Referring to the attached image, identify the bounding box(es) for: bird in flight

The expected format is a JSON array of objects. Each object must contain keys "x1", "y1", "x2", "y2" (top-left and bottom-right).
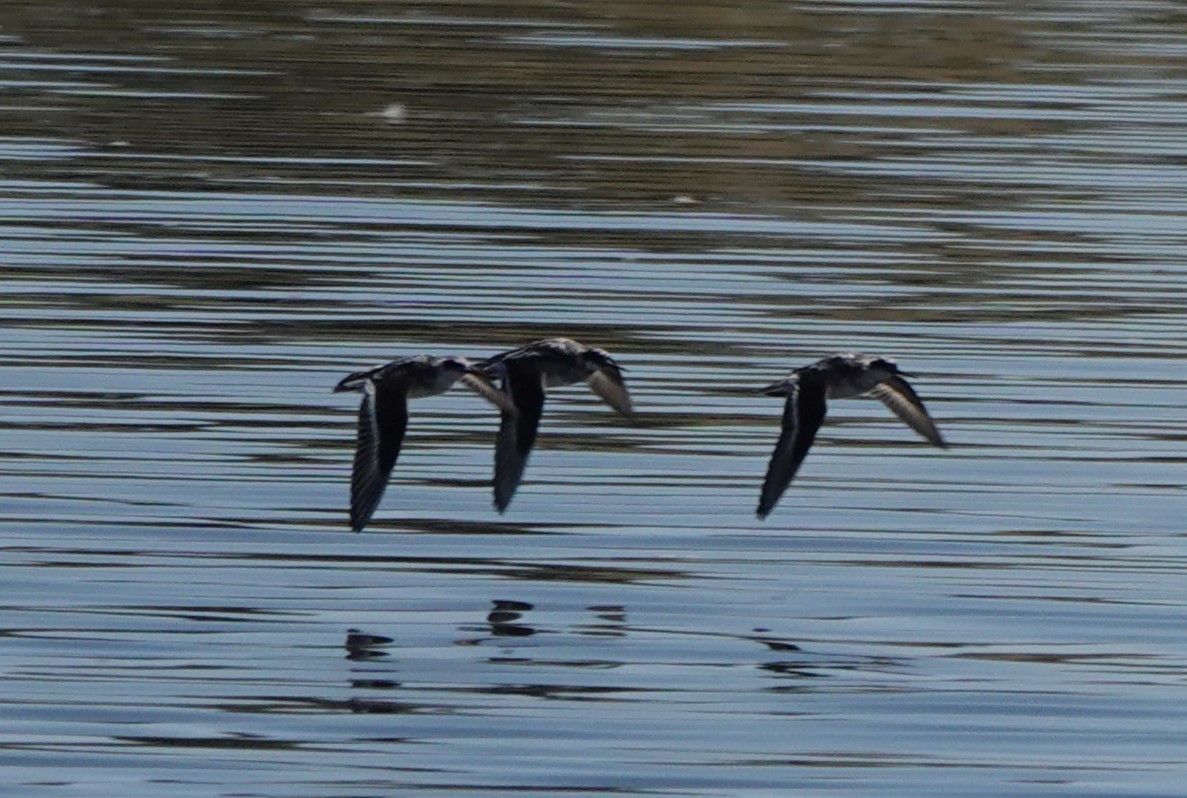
[
  {"x1": 335, "y1": 355, "x2": 513, "y2": 532},
  {"x1": 756, "y1": 354, "x2": 946, "y2": 519},
  {"x1": 478, "y1": 338, "x2": 632, "y2": 512}
]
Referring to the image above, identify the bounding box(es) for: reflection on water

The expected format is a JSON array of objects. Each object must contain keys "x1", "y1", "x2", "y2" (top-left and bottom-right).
[{"x1": 3, "y1": 1, "x2": 1187, "y2": 796}]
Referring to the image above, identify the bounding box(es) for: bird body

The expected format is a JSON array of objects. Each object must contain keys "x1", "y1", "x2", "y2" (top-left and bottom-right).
[
  {"x1": 757, "y1": 354, "x2": 946, "y2": 519},
  {"x1": 337, "y1": 357, "x2": 470, "y2": 398}
]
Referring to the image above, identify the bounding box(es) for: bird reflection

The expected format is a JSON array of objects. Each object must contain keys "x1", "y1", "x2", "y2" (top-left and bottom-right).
[
  {"x1": 350, "y1": 678, "x2": 400, "y2": 690},
  {"x1": 749, "y1": 631, "x2": 817, "y2": 680},
  {"x1": 345, "y1": 627, "x2": 394, "y2": 660},
  {"x1": 487, "y1": 599, "x2": 536, "y2": 637},
  {"x1": 582, "y1": 604, "x2": 627, "y2": 637}
]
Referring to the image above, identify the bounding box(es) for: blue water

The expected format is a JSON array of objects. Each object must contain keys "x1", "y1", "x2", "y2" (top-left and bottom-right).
[{"x1": 2, "y1": 2, "x2": 1187, "y2": 796}]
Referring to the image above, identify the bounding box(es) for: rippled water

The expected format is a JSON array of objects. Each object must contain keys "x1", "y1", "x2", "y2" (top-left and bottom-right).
[{"x1": 3, "y1": 1, "x2": 1187, "y2": 796}]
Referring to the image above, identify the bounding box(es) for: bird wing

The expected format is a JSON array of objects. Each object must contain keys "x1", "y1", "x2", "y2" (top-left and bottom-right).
[
  {"x1": 493, "y1": 361, "x2": 546, "y2": 513},
  {"x1": 349, "y1": 378, "x2": 409, "y2": 532},
  {"x1": 460, "y1": 371, "x2": 518, "y2": 414},
  {"x1": 757, "y1": 379, "x2": 827, "y2": 519},
  {"x1": 586, "y1": 367, "x2": 633, "y2": 417},
  {"x1": 869, "y1": 375, "x2": 946, "y2": 448}
]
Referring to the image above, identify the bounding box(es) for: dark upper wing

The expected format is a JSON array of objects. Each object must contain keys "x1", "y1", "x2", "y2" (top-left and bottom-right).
[
  {"x1": 476, "y1": 341, "x2": 536, "y2": 371},
  {"x1": 869, "y1": 375, "x2": 946, "y2": 448},
  {"x1": 586, "y1": 367, "x2": 633, "y2": 417},
  {"x1": 757, "y1": 380, "x2": 827, "y2": 519},
  {"x1": 493, "y1": 360, "x2": 546, "y2": 513},
  {"x1": 349, "y1": 379, "x2": 409, "y2": 532}
]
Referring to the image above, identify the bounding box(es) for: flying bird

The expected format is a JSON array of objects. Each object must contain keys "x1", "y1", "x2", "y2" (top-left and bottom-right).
[
  {"x1": 479, "y1": 338, "x2": 632, "y2": 512},
  {"x1": 756, "y1": 354, "x2": 946, "y2": 519},
  {"x1": 334, "y1": 355, "x2": 513, "y2": 532}
]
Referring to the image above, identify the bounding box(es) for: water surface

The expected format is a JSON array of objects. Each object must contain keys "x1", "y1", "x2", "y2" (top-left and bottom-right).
[{"x1": 3, "y1": 1, "x2": 1187, "y2": 796}]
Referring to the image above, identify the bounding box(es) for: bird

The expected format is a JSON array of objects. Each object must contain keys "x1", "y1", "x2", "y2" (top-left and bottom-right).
[
  {"x1": 478, "y1": 338, "x2": 632, "y2": 512},
  {"x1": 756, "y1": 354, "x2": 946, "y2": 519},
  {"x1": 334, "y1": 355, "x2": 514, "y2": 532}
]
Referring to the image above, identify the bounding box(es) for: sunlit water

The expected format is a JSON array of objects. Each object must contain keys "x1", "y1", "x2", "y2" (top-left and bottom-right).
[{"x1": 3, "y1": 2, "x2": 1187, "y2": 796}]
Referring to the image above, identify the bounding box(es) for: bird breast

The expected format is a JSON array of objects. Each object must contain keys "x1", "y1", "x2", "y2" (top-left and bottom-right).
[
  {"x1": 541, "y1": 363, "x2": 593, "y2": 388},
  {"x1": 406, "y1": 371, "x2": 464, "y2": 398},
  {"x1": 825, "y1": 369, "x2": 894, "y2": 400}
]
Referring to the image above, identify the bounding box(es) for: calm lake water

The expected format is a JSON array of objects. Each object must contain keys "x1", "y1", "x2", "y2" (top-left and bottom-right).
[{"x1": 3, "y1": 1, "x2": 1187, "y2": 796}]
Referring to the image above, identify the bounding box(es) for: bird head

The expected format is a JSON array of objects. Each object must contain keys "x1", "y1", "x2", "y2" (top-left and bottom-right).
[
  {"x1": 436, "y1": 356, "x2": 475, "y2": 379},
  {"x1": 870, "y1": 356, "x2": 911, "y2": 377}
]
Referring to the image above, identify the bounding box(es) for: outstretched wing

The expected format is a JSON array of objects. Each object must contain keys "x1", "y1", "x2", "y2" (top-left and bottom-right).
[
  {"x1": 869, "y1": 375, "x2": 946, "y2": 448},
  {"x1": 493, "y1": 361, "x2": 546, "y2": 513},
  {"x1": 460, "y1": 371, "x2": 518, "y2": 414},
  {"x1": 586, "y1": 367, "x2": 633, "y2": 417},
  {"x1": 349, "y1": 379, "x2": 409, "y2": 532},
  {"x1": 757, "y1": 380, "x2": 827, "y2": 519}
]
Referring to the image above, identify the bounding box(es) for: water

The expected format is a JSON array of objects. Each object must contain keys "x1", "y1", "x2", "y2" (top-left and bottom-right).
[{"x1": 3, "y1": 1, "x2": 1187, "y2": 795}]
